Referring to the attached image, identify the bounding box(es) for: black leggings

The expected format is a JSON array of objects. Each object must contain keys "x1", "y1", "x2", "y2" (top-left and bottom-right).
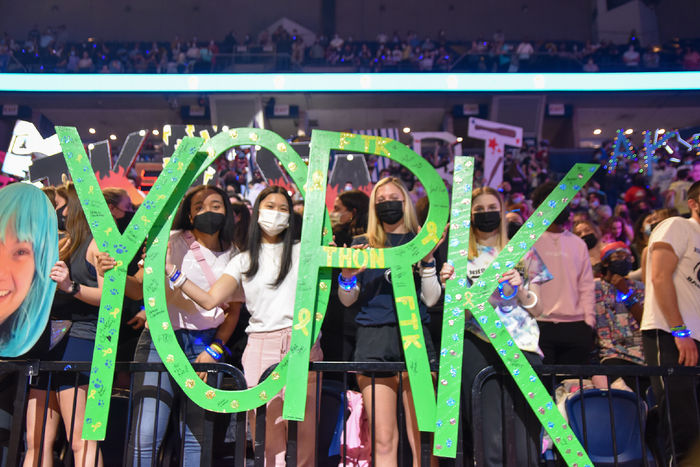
[{"x1": 537, "y1": 320, "x2": 596, "y2": 365}]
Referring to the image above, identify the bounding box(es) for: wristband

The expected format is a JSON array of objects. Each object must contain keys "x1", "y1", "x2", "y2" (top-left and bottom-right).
[
  {"x1": 171, "y1": 271, "x2": 187, "y2": 288},
  {"x1": 623, "y1": 294, "x2": 640, "y2": 308},
  {"x1": 338, "y1": 273, "x2": 357, "y2": 291},
  {"x1": 211, "y1": 338, "x2": 232, "y2": 356},
  {"x1": 672, "y1": 328, "x2": 692, "y2": 338},
  {"x1": 521, "y1": 290, "x2": 538, "y2": 310},
  {"x1": 671, "y1": 324, "x2": 691, "y2": 338},
  {"x1": 66, "y1": 280, "x2": 81, "y2": 296},
  {"x1": 421, "y1": 260, "x2": 436, "y2": 268},
  {"x1": 616, "y1": 288, "x2": 634, "y2": 303},
  {"x1": 205, "y1": 345, "x2": 222, "y2": 361},
  {"x1": 497, "y1": 280, "x2": 518, "y2": 300},
  {"x1": 169, "y1": 269, "x2": 181, "y2": 282}
]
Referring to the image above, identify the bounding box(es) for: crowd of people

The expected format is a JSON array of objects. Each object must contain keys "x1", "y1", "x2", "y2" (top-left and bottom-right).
[
  {"x1": 1, "y1": 137, "x2": 700, "y2": 465},
  {"x1": 2, "y1": 24, "x2": 700, "y2": 74}
]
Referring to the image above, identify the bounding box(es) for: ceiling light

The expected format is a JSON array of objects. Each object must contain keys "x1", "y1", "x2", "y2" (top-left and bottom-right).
[
  {"x1": 402, "y1": 127, "x2": 411, "y2": 134},
  {"x1": 152, "y1": 129, "x2": 160, "y2": 136},
  {"x1": 593, "y1": 129, "x2": 602, "y2": 135},
  {"x1": 624, "y1": 129, "x2": 633, "y2": 135},
  {"x1": 456, "y1": 137, "x2": 463, "y2": 142},
  {"x1": 87, "y1": 143, "x2": 95, "y2": 150},
  {"x1": 109, "y1": 134, "x2": 117, "y2": 140},
  {"x1": 657, "y1": 128, "x2": 665, "y2": 134},
  {"x1": 88, "y1": 128, "x2": 96, "y2": 134}
]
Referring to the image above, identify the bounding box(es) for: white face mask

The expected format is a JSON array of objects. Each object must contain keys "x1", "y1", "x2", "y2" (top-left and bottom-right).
[{"x1": 258, "y1": 209, "x2": 289, "y2": 236}]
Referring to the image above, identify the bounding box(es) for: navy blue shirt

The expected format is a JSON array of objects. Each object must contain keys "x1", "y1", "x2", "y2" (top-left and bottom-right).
[{"x1": 353, "y1": 233, "x2": 430, "y2": 326}]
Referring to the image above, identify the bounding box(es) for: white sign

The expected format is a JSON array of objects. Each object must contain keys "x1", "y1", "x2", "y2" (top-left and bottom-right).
[
  {"x1": 468, "y1": 117, "x2": 523, "y2": 189},
  {"x1": 2, "y1": 120, "x2": 61, "y2": 178},
  {"x1": 273, "y1": 104, "x2": 290, "y2": 117},
  {"x1": 462, "y1": 104, "x2": 479, "y2": 116}
]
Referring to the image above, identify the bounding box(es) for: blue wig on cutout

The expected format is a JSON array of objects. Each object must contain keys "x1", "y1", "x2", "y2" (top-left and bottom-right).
[{"x1": 0, "y1": 183, "x2": 59, "y2": 356}]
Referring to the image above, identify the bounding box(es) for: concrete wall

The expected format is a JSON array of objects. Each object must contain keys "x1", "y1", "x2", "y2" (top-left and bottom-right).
[
  {"x1": 335, "y1": 0, "x2": 595, "y2": 42},
  {"x1": 595, "y1": 0, "x2": 659, "y2": 45},
  {"x1": 0, "y1": 0, "x2": 322, "y2": 42},
  {"x1": 1, "y1": 0, "x2": 595, "y2": 43}
]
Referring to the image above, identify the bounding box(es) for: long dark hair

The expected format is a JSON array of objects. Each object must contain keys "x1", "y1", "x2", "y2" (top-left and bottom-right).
[
  {"x1": 229, "y1": 202, "x2": 250, "y2": 251},
  {"x1": 172, "y1": 185, "x2": 238, "y2": 251},
  {"x1": 244, "y1": 185, "x2": 297, "y2": 287},
  {"x1": 336, "y1": 190, "x2": 370, "y2": 237}
]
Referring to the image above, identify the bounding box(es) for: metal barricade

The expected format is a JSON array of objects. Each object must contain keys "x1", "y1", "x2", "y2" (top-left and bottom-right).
[
  {"x1": 3, "y1": 360, "x2": 699, "y2": 466},
  {"x1": 471, "y1": 364, "x2": 700, "y2": 467},
  {"x1": 0, "y1": 360, "x2": 247, "y2": 467}
]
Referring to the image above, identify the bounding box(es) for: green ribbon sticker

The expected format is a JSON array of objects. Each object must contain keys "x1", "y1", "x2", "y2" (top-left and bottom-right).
[
  {"x1": 283, "y1": 130, "x2": 449, "y2": 431},
  {"x1": 433, "y1": 161, "x2": 598, "y2": 467}
]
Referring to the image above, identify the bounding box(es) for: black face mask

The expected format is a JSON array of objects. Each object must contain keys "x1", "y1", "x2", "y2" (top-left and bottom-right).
[
  {"x1": 607, "y1": 259, "x2": 631, "y2": 277},
  {"x1": 581, "y1": 233, "x2": 598, "y2": 250},
  {"x1": 56, "y1": 208, "x2": 66, "y2": 231},
  {"x1": 473, "y1": 211, "x2": 501, "y2": 233},
  {"x1": 116, "y1": 210, "x2": 135, "y2": 234},
  {"x1": 507, "y1": 221, "x2": 522, "y2": 239},
  {"x1": 193, "y1": 211, "x2": 226, "y2": 235},
  {"x1": 376, "y1": 201, "x2": 404, "y2": 225}
]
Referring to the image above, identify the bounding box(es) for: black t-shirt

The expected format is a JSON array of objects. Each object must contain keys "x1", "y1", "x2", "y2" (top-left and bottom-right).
[{"x1": 353, "y1": 233, "x2": 429, "y2": 326}]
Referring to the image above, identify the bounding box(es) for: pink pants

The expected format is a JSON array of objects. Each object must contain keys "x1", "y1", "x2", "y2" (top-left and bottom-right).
[{"x1": 242, "y1": 327, "x2": 323, "y2": 466}]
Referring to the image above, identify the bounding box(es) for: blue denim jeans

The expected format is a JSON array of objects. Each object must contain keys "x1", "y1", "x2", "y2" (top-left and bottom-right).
[{"x1": 126, "y1": 327, "x2": 217, "y2": 467}]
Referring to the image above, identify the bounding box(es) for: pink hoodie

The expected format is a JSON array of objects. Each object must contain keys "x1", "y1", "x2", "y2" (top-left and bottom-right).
[{"x1": 532, "y1": 230, "x2": 596, "y2": 328}]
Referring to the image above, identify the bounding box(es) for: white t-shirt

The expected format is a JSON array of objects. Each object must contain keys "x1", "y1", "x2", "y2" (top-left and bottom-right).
[
  {"x1": 641, "y1": 217, "x2": 700, "y2": 337},
  {"x1": 166, "y1": 230, "x2": 241, "y2": 331},
  {"x1": 224, "y1": 242, "x2": 300, "y2": 333}
]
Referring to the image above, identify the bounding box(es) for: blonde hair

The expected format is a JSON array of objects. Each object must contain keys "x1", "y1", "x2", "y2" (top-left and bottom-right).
[
  {"x1": 367, "y1": 177, "x2": 419, "y2": 248},
  {"x1": 468, "y1": 186, "x2": 508, "y2": 259},
  {"x1": 573, "y1": 219, "x2": 601, "y2": 240}
]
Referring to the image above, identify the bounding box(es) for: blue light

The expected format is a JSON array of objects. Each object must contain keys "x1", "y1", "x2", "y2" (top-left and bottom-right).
[{"x1": 0, "y1": 72, "x2": 697, "y2": 93}]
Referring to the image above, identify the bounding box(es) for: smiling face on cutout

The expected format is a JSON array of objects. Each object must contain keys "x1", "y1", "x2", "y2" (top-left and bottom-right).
[{"x1": 0, "y1": 227, "x2": 35, "y2": 325}]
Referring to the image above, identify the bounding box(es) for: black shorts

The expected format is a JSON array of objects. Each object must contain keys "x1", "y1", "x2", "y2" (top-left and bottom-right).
[
  {"x1": 354, "y1": 322, "x2": 437, "y2": 377},
  {"x1": 33, "y1": 335, "x2": 95, "y2": 392}
]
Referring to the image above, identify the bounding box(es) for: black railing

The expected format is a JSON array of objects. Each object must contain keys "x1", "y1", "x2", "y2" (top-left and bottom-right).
[{"x1": 1, "y1": 360, "x2": 698, "y2": 466}]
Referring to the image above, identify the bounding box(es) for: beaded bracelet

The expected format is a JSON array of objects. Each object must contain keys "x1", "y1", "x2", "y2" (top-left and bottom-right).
[{"x1": 338, "y1": 273, "x2": 358, "y2": 291}]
